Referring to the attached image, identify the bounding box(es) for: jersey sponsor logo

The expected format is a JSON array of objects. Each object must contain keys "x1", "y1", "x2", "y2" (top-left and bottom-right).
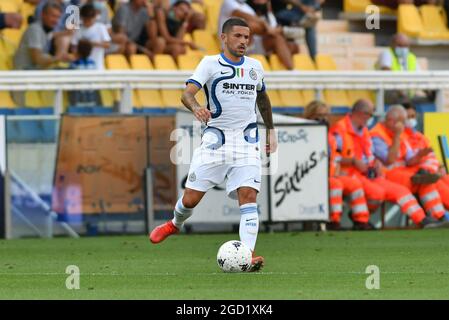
[
  {"x1": 249, "y1": 68, "x2": 257, "y2": 80},
  {"x1": 222, "y1": 83, "x2": 256, "y2": 90}
]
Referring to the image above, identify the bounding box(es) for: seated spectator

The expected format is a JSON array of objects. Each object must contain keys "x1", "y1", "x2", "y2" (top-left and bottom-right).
[
  {"x1": 112, "y1": 0, "x2": 165, "y2": 59},
  {"x1": 371, "y1": 0, "x2": 438, "y2": 9},
  {"x1": 154, "y1": 0, "x2": 206, "y2": 32},
  {"x1": 71, "y1": 3, "x2": 111, "y2": 70},
  {"x1": 218, "y1": 0, "x2": 294, "y2": 69},
  {"x1": 14, "y1": 2, "x2": 73, "y2": 70},
  {"x1": 69, "y1": 39, "x2": 100, "y2": 107},
  {"x1": 248, "y1": 0, "x2": 299, "y2": 58},
  {"x1": 155, "y1": 0, "x2": 198, "y2": 59},
  {"x1": 376, "y1": 33, "x2": 433, "y2": 104},
  {"x1": 0, "y1": 12, "x2": 22, "y2": 30},
  {"x1": 272, "y1": 0, "x2": 325, "y2": 60},
  {"x1": 34, "y1": 0, "x2": 80, "y2": 60}
]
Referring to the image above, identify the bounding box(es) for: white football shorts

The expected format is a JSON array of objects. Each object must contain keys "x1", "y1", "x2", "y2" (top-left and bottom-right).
[{"x1": 185, "y1": 125, "x2": 262, "y2": 200}]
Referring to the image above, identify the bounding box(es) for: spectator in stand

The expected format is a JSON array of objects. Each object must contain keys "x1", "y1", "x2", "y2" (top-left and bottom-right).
[
  {"x1": 248, "y1": 0, "x2": 299, "y2": 57},
  {"x1": 218, "y1": 0, "x2": 295, "y2": 69},
  {"x1": 14, "y1": 2, "x2": 73, "y2": 70},
  {"x1": 112, "y1": 0, "x2": 165, "y2": 58},
  {"x1": 154, "y1": 0, "x2": 206, "y2": 32},
  {"x1": 272, "y1": 0, "x2": 325, "y2": 60},
  {"x1": 69, "y1": 39, "x2": 100, "y2": 106},
  {"x1": 371, "y1": 0, "x2": 439, "y2": 9},
  {"x1": 34, "y1": 0, "x2": 80, "y2": 60},
  {"x1": 71, "y1": 3, "x2": 111, "y2": 70},
  {"x1": 0, "y1": 12, "x2": 22, "y2": 30},
  {"x1": 155, "y1": 0, "x2": 199, "y2": 59},
  {"x1": 376, "y1": 33, "x2": 434, "y2": 104}
]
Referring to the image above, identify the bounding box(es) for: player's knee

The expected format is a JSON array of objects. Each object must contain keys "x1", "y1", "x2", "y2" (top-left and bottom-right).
[{"x1": 238, "y1": 188, "x2": 257, "y2": 204}]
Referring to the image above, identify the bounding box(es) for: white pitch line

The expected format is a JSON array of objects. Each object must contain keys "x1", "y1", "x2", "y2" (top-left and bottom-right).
[{"x1": 0, "y1": 271, "x2": 441, "y2": 276}]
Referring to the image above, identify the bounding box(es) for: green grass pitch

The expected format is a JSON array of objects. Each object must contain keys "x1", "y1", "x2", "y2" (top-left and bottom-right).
[{"x1": 1, "y1": 229, "x2": 449, "y2": 299}]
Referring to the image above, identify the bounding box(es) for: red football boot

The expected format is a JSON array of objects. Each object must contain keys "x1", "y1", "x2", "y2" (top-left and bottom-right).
[{"x1": 149, "y1": 220, "x2": 179, "y2": 244}]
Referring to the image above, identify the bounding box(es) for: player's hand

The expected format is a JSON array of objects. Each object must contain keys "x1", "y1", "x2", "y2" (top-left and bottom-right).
[
  {"x1": 193, "y1": 106, "x2": 211, "y2": 124},
  {"x1": 266, "y1": 129, "x2": 278, "y2": 154},
  {"x1": 354, "y1": 158, "x2": 368, "y2": 174}
]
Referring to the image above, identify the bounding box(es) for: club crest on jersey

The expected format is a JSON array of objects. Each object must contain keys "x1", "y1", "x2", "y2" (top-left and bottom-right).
[
  {"x1": 249, "y1": 68, "x2": 257, "y2": 80},
  {"x1": 235, "y1": 68, "x2": 245, "y2": 78}
]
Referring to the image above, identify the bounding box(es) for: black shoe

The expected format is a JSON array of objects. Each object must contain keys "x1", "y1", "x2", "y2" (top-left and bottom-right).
[
  {"x1": 411, "y1": 170, "x2": 440, "y2": 185},
  {"x1": 327, "y1": 222, "x2": 341, "y2": 231},
  {"x1": 353, "y1": 222, "x2": 376, "y2": 231},
  {"x1": 420, "y1": 216, "x2": 449, "y2": 229}
]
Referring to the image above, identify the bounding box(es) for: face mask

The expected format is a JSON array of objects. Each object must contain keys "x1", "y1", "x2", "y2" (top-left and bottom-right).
[
  {"x1": 366, "y1": 117, "x2": 375, "y2": 128},
  {"x1": 395, "y1": 47, "x2": 409, "y2": 58},
  {"x1": 406, "y1": 118, "x2": 418, "y2": 129}
]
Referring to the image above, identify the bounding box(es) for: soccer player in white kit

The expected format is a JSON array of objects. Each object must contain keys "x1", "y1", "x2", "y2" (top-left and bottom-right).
[{"x1": 149, "y1": 18, "x2": 277, "y2": 272}]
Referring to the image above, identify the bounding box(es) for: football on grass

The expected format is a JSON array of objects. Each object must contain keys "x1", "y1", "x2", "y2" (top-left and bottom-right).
[{"x1": 216, "y1": 240, "x2": 252, "y2": 273}]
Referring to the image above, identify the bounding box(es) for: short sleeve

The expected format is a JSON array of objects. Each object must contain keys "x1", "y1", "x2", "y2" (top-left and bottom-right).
[
  {"x1": 100, "y1": 24, "x2": 112, "y2": 42},
  {"x1": 186, "y1": 57, "x2": 211, "y2": 89},
  {"x1": 377, "y1": 50, "x2": 392, "y2": 70},
  {"x1": 26, "y1": 26, "x2": 45, "y2": 50},
  {"x1": 372, "y1": 137, "x2": 389, "y2": 163}
]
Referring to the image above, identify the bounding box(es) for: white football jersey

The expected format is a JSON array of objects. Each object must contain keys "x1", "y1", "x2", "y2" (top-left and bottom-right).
[{"x1": 187, "y1": 53, "x2": 266, "y2": 131}]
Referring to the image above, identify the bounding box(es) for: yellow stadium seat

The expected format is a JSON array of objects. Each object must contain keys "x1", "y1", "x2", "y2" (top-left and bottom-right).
[
  {"x1": 0, "y1": 92, "x2": 16, "y2": 108},
  {"x1": 0, "y1": 0, "x2": 21, "y2": 12},
  {"x1": 419, "y1": 5, "x2": 449, "y2": 40},
  {"x1": 129, "y1": 54, "x2": 164, "y2": 108},
  {"x1": 267, "y1": 90, "x2": 283, "y2": 107},
  {"x1": 293, "y1": 54, "x2": 316, "y2": 106},
  {"x1": 130, "y1": 54, "x2": 154, "y2": 69},
  {"x1": 105, "y1": 54, "x2": 140, "y2": 107},
  {"x1": 20, "y1": 1, "x2": 36, "y2": 24},
  {"x1": 293, "y1": 54, "x2": 316, "y2": 71},
  {"x1": 249, "y1": 54, "x2": 271, "y2": 71},
  {"x1": 343, "y1": 0, "x2": 396, "y2": 14},
  {"x1": 177, "y1": 54, "x2": 201, "y2": 70},
  {"x1": 24, "y1": 91, "x2": 44, "y2": 108},
  {"x1": 398, "y1": 4, "x2": 424, "y2": 38},
  {"x1": 154, "y1": 54, "x2": 178, "y2": 70},
  {"x1": 204, "y1": 0, "x2": 223, "y2": 36},
  {"x1": 2, "y1": 28, "x2": 24, "y2": 48},
  {"x1": 154, "y1": 54, "x2": 183, "y2": 107},
  {"x1": 191, "y1": 2, "x2": 205, "y2": 15},
  {"x1": 315, "y1": 54, "x2": 350, "y2": 107},
  {"x1": 347, "y1": 90, "x2": 375, "y2": 106},
  {"x1": 269, "y1": 54, "x2": 287, "y2": 71},
  {"x1": 192, "y1": 30, "x2": 220, "y2": 55}
]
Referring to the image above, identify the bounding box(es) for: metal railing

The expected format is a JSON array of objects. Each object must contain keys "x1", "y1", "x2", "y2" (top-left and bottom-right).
[{"x1": 1, "y1": 70, "x2": 448, "y2": 114}]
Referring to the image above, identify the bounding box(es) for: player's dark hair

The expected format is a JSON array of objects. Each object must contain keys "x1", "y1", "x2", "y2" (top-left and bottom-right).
[
  {"x1": 80, "y1": 3, "x2": 97, "y2": 19},
  {"x1": 222, "y1": 17, "x2": 249, "y2": 34},
  {"x1": 77, "y1": 39, "x2": 93, "y2": 59}
]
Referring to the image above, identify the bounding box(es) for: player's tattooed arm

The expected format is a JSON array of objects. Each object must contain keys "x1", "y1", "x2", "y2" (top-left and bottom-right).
[
  {"x1": 181, "y1": 83, "x2": 211, "y2": 123},
  {"x1": 257, "y1": 90, "x2": 277, "y2": 154}
]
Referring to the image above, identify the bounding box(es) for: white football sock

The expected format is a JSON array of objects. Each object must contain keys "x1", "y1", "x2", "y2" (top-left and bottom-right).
[
  {"x1": 171, "y1": 197, "x2": 193, "y2": 229},
  {"x1": 239, "y1": 203, "x2": 259, "y2": 252}
]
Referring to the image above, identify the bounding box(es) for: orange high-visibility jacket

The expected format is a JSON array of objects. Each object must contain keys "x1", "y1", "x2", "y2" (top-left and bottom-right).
[
  {"x1": 329, "y1": 115, "x2": 375, "y2": 175},
  {"x1": 370, "y1": 122, "x2": 408, "y2": 170}
]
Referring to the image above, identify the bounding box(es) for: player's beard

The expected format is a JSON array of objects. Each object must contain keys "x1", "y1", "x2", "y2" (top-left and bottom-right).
[{"x1": 228, "y1": 46, "x2": 246, "y2": 58}]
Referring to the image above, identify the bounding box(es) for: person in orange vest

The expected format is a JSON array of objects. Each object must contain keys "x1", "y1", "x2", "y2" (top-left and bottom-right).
[
  {"x1": 330, "y1": 99, "x2": 445, "y2": 229},
  {"x1": 403, "y1": 103, "x2": 449, "y2": 217},
  {"x1": 304, "y1": 101, "x2": 371, "y2": 230},
  {"x1": 370, "y1": 104, "x2": 449, "y2": 225}
]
